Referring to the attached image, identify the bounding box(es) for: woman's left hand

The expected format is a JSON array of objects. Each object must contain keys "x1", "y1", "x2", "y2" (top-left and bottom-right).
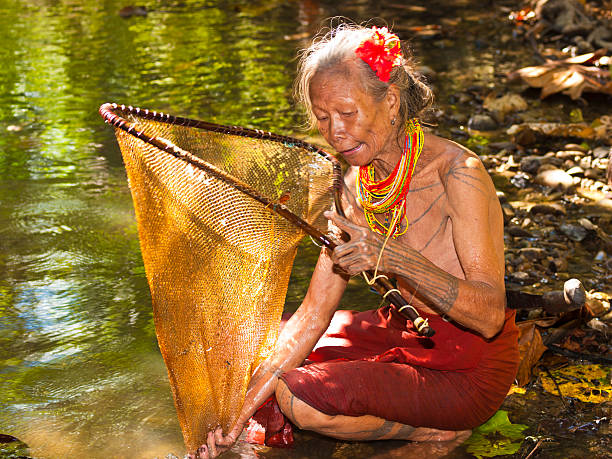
[{"x1": 324, "y1": 210, "x2": 387, "y2": 276}]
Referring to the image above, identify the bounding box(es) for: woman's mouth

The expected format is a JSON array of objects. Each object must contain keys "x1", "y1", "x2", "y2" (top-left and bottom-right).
[{"x1": 340, "y1": 143, "x2": 363, "y2": 156}]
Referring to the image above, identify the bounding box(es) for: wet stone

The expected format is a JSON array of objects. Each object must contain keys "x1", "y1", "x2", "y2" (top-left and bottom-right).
[
  {"x1": 530, "y1": 203, "x2": 566, "y2": 216},
  {"x1": 519, "y1": 247, "x2": 546, "y2": 260},
  {"x1": 511, "y1": 171, "x2": 532, "y2": 189},
  {"x1": 507, "y1": 226, "x2": 534, "y2": 237},
  {"x1": 593, "y1": 146, "x2": 611, "y2": 159},
  {"x1": 510, "y1": 271, "x2": 531, "y2": 283},
  {"x1": 559, "y1": 223, "x2": 589, "y2": 242},
  {"x1": 585, "y1": 168, "x2": 601, "y2": 180},
  {"x1": 520, "y1": 156, "x2": 542, "y2": 175},
  {"x1": 468, "y1": 114, "x2": 498, "y2": 131},
  {"x1": 566, "y1": 166, "x2": 585, "y2": 176},
  {"x1": 536, "y1": 168, "x2": 576, "y2": 190}
]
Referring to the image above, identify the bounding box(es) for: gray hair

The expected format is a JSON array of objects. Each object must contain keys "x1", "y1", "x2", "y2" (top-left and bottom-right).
[{"x1": 294, "y1": 23, "x2": 434, "y2": 130}]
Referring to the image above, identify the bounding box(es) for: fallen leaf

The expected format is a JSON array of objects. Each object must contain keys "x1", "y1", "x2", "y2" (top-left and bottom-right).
[
  {"x1": 540, "y1": 364, "x2": 612, "y2": 403},
  {"x1": 464, "y1": 410, "x2": 528, "y2": 459},
  {"x1": 516, "y1": 322, "x2": 547, "y2": 386},
  {"x1": 508, "y1": 49, "x2": 612, "y2": 100}
]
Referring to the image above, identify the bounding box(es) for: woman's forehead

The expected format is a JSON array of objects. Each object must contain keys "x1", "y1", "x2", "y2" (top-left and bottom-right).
[{"x1": 310, "y1": 66, "x2": 369, "y2": 105}]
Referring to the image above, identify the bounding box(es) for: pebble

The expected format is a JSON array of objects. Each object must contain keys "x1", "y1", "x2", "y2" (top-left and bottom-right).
[
  {"x1": 511, "y1": 171, "x2": 532, "y2": 189},
  {"x1": 529, "y1": 203, "x2": 566, "y2": 216},
  {"x1": 468, "y1": 114, "x2": 498, "y2": 131},
  {"x1": 566, "y1": 166, "x2": 584, "y2": 176},
  {"x1": 507, "y1": 226, "x2": 534, "y2": 237},
  {"x1": 520, "y1": 156, "x2": 542, "y2": 175},
  {"x1": 559, "y1": 223, "x2": 588, "y2": 242},
  {"x1": 535, "y1": 168, "x2": 575, "y2": 190},
  {"x1": 593, "y1": 146, "x2": 611, "y2": 159}
]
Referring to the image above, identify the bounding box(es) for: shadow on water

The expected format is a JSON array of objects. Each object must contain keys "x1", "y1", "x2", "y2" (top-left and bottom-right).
[{"x1": 0, "y1": 0, "x2": 609, "y2": 458}]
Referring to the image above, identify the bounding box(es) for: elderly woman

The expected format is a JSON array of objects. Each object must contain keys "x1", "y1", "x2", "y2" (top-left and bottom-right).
[{"x1": 197, "y1": 23, "x2": 519, "y2": 458}]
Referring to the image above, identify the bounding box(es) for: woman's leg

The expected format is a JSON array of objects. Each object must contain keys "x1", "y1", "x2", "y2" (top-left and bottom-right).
[{"x1": 275, "y1": 379, "x2": 468, "y2": 441}]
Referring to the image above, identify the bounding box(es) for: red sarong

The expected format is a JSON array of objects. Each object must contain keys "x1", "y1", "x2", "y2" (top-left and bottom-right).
[{"x1": 280, "y1": 306, "x2": 519, "y2": 431}]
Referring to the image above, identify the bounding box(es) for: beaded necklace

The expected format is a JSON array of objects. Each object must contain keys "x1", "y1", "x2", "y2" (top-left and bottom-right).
[{"x1": 356, "y1": 118, "x2": 423, "y2": 238}]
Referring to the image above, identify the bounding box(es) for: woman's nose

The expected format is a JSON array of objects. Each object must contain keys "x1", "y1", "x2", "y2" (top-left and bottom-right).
[{"x1": 329, "y1": 115, "x2": 346, "y2": 141}]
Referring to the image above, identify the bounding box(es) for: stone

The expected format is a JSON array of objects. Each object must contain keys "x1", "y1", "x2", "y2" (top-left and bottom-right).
[
  {"x1": 511, "y1": 171, "x2": 532, "y2": 189},
  {"x1": 520, "y1": 156, "x2": 542, "y2": 175},
  {"x1": 529, "y1": 203, "x2": 566, "y2": 216},
  {"x1": 593, "y1": 146, "x2": 611, "y2": 159},
  {"x1": 510, "y1": 271, "x2": 531, "y2": 283},
  {"x1": 566, "y1": 166, "x2": 584, "y2": 176},
  {"x1": 535, "y1": 168, "x2": 575, "y2": 190},
  {"x1": 559, "y1": 223, "x2": 588, "y2": 242},
  {"x1": 507, "y1": 226, "x2": 534, "y2": 237},
  {"x1": 519, "y1": 247, "x2": 546, "y2": 260},
  {"x1": 585, "y1": 168, "x2": 601, "y2": 180},
  {"x1": 468, "y1": 114, "x2": 498, "y2": 131}
]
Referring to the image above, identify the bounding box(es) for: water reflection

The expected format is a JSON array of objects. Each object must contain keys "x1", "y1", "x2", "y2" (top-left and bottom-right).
[{"x1": 0, "y1": 0, "x2": 549, "y2": 457}]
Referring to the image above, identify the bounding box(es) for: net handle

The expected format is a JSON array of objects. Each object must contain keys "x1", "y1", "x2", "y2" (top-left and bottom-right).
[{"x1": 99, "y1": 103, "x2": 434, "y2": 337}]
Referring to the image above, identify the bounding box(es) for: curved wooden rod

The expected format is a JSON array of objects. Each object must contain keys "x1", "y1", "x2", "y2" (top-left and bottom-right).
[{"x1": 99, "y1": 102, "x2": 434, "y2": 337}]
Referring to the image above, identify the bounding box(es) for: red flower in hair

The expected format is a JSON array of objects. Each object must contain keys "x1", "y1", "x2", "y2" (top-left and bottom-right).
[{"x1": 355, "y1": 27, "x2": 403, "y2": 82}]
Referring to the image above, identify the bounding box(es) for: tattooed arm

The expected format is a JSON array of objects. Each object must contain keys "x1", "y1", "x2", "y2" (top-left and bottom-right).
[{"x1": 327, "y1": 149, "x2": 506, "y2": 339}]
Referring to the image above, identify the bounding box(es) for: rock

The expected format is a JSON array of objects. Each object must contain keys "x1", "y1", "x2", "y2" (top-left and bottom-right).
[
  {"x1": 556, "y1": 150, "x2": 584, "y2": 159},
  {"x1": 520, "y1": 156, "x2": 542, "y2": 175},
  {"x1": 510, "y1": 271, "x2": 531, "y2": 283},
  {"x1": 447, "y1": 113, "x2": 468, "y2": 126},
  {"x1": 489, "y1": 141, "x2": 517, "y2": 151},
  {"x1": 535, "y1": 168, "x2": 575, "y2": 189},
  {"x1": 566, "y1": 166, "x2": 584, "y2": 176},
  {"x1": 502, "y1": 204, "x2": 516, "y2": 222},
  {"x1": 507, "y1": 226, "x2": 534, "y2": 237},
  {"x1": 559, "y1": 223, "x2": 588, "y2": 241},
  {"x1": 529, "y1": 203, "x2": 566, "y2": 216},
  {"x1": 497, "y1": 191, "x2": 508, "y2": 204},
  {"x1": 564, "y1": 143, "x2": 588, "y2": 152},
  {"x1": 519, "y1": 247, "x2": 546, "y2": 260},
  {"x1": 593, "y1": 146, "x2": 611, "y2": 159},
  {"x1": 510, "y1": 171, "x2": 532, "y2": 189},
  {"x1": 483, "y1": 93, "x2": 528, "y2": 120},
  {"x1": 468, "y1": 114, "x2": 498, "y2": 131},
  {"x1": 585, "y1": 168, "x2": 600, "y2": 179},
  {"x1": 549, "y1": 257, "x2": 568, "y2": 272}
]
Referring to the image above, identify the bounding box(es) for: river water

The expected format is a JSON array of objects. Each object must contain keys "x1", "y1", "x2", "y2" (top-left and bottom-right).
[{"x1": 1, "y1": 1, "x2": 605, "y2": 458}]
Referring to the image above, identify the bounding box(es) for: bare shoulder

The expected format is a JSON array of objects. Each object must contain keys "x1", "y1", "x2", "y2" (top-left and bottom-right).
[{"x1": 423, "y1": 134, "x2": 496, "y2": 199}]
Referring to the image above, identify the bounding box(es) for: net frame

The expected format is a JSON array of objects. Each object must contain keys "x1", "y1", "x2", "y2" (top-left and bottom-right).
[
  {"x1": 99, "y1": 102, "x2": 434, "y2": 332},
  {"x1": 99, "y1": 101, "x2": 434, "y2": 447}
]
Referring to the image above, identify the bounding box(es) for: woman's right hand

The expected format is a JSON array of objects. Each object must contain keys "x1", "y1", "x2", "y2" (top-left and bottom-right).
[{"x1": 190, "y1": 421, "x2": 245, "y2": 459}]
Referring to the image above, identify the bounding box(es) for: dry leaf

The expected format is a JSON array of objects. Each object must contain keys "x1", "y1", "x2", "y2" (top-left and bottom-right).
[
  {"x1": 508, "y1": 49, "x2": 612, "y2": 99},
  {"x1": 516, "y1": 322, "x2": 547, "y2": 386}
]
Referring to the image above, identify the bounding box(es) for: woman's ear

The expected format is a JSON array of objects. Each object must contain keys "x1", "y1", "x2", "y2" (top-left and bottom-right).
[{"x1": 386, "y1": 84, "x2": 401, "y2": 120}]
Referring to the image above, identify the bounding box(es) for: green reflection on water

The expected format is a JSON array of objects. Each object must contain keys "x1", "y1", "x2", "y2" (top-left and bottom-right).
[{"x1": 0, "y1": 0, "x2": 569, "y2": 457}]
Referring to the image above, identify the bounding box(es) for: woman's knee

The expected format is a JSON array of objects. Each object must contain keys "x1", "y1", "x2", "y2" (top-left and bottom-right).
[{"x1": 275, "y1": 379, "x2": 336, "y2": 430}]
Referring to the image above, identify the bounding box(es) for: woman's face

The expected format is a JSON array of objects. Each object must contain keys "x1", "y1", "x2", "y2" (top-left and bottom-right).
[{"x1": 309, "y1": 61, "x2": 400, "y2": 168}]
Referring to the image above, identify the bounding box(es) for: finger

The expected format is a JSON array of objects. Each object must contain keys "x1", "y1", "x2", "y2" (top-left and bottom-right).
[
  {"x1": 214, "y1": 426, "x2": 224, "y2": 445},
  {"x1": 207, "y1": 431, "x2": 218, "y2": 457},
  {"x1": 196, "y1": 445, "x2": 209, "y2": 459},
  {"x1": 324, "y1": 211, "x2": 367, "y2": 239}
]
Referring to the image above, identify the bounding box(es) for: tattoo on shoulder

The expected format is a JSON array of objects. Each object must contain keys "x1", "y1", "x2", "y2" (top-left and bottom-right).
[{"x1": 444, "y1": 153, "x2": 487, "y2": 196}]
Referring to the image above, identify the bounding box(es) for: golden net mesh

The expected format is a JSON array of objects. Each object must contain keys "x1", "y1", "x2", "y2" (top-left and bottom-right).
[{"x1": 100, "y1": 104, "x2": 339, "y2": 451}]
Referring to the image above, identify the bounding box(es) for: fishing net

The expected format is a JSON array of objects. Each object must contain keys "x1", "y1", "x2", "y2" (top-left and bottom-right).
[{"x1": 99, "y1": 103, "x2": 341, "y2": 451}]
